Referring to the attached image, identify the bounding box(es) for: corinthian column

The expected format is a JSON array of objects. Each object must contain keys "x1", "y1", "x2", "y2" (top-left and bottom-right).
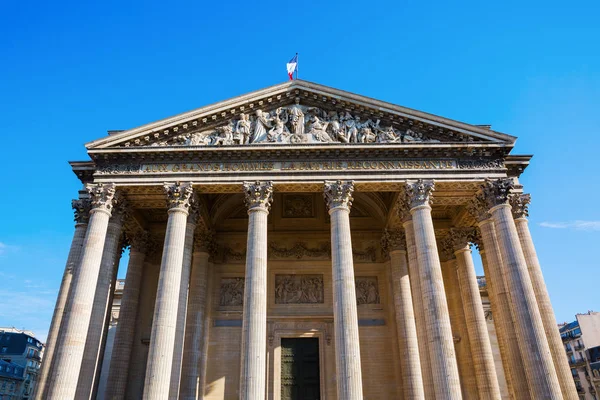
[
  {"x1": 324, "y1": 180, "x2": 363, "y2": 400},
  {"x1": 180, "y1": 229, "x2": 213, "y2": 400},
  {"x1": 510, "y1": 194, "x2": 578, "y2": 400},
  {"x1": 383, "y1": 229, "x2": 425, "y2": 400},
  {"x1": 469, "y1": 194, "x2": 530, "y2": 399},
  {"x1": 35, "y1": 199, "x2": 91, "y2": 400},
  {"x1": 143, "y1": 182, "x2": 194, "y2": 400},
  {"x1": 77, "y1": 197, "x2": 128, "y2": 399},
  {"x1": 406, "y1": 180, "x2": 462, "y2": 399},
  {"x1": 47, "y1": 183, "x2": 117, "y2": 400},
  {"x1": 401, "y1": 211, "x2": 435, "y2": 400},
  {"x1": 481, "y1": 179, "x2": 561, "y2": 399},
  {"x1": 105, "y1": 230, "x2": 150, "y2": 400},
  {"x1": 239, "y1": 181, "x2": 273, "y2": 400},
  {"x1": 451, "y1": 228, "x2": 501, "y2": 399}
]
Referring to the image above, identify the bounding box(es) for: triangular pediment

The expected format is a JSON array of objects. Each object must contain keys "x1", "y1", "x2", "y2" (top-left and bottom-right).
[{"x1": 86, "y1": 80, "x2": 516, "y2": 150}]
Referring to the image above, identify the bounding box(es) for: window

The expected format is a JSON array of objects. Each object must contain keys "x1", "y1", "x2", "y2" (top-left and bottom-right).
[
  {"x1": 27, "y1": 338, "x2": 31, "y2": 343},
  {"x1": 1, "y1": 347, "x2": 6, "y2": 354},
  {"x1": 0, "y1": 365, "x2": 3, "y2": 371}
]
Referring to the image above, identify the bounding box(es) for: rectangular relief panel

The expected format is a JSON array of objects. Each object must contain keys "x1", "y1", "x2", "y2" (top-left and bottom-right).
[
  {"x1": 355, "y1": 276, "x2": 380, "y2": 305},
  {"x1": 275, "y1": 274, "x2": 324, "y2": 304}
]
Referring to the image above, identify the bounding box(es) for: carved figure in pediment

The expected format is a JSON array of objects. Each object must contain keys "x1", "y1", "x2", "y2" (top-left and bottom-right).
[
  {"x1": 287, "y1": 98, "x2": 306, "y2": 136},
  {"x1": 342, "y1": 113, "x2": 359, "y2": 143},
  {"x1": 307, "y1": 115, "x2": 333, "y2": 143},
  {"x1": 235, "y1": 113, "x2": 251, "y2": 144},
  {"x1": 213, "y1": 122, "x2": 235, "y2": 146},
  {"x1": 267, "y1": 107, "x2": 290, "y2": 143},
  {"x1": 327, "y1": 111, "x2": 344, "y2": 142},
  {"x1": 358, "y1": 119, "x2": 378, "y2": 143},
  {"x1": 403, "y1": 128, "x2": 422, "y2": 142},
  {"x1": 250, "y1": 109, "x2": 273, "y2": 143},
  {"x1": 377, "y1": 125, "x2": 400, "y2": 143}
]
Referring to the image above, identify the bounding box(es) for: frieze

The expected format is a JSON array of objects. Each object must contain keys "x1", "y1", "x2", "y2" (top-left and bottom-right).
[
  {"x1": 268, "y1": 242, "x2": 330, "y2": 259},
  {"x1": 355, "y1": 277, "x2": 380, "y2": 305},
  {"x1": 219, "y1": 278, "x2": 245, "y2": 306},
  {"x1": 282, "y1": 194, "x2": 314, "y2": 218},
  {"x1": 274, "y1": 274, "x2": 324, "y2": 304}
]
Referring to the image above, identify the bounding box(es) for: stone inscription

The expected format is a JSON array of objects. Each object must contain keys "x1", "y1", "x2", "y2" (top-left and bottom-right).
[
  {"x1": 275, "y1": 274, "x2": 324, "y2": 304},
  {"x1": 355, "y1": 277, "x2": 380, "y2": 305},
  {"x1": 219, "y1": 278, "x2": 244, "y2": 306}
]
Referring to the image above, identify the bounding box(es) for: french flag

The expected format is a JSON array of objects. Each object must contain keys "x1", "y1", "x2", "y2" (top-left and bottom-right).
[{"x1": 286, "y1": 54, "x2": 298, "y2": 80}]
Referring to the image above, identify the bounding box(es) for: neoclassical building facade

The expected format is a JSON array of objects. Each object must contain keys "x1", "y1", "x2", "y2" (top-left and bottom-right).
[{"x1": 36, "y1": 81, "x2": 576, "y2": 399}]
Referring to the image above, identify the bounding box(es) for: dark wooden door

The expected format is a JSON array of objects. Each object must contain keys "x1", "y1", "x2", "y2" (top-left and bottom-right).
[{"x1": 281, "y1": 338, "x2": 321, "y2": 400}]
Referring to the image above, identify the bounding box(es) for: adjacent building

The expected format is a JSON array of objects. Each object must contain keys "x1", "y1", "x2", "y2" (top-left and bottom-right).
[
  {"x1": 37, "y1": 80, "x2": 579, "y2": 399},
  {"x1": 560, "y1": 311, "x2": 600, "y2": 399},
  {"x1": 0, "y1": 328, "x2": 43, "y2": 400}
]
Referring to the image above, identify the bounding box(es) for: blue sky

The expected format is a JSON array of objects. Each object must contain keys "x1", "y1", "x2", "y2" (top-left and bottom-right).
[{"x1": 0, "y1": 0, "x2": 598, "y2": 341}]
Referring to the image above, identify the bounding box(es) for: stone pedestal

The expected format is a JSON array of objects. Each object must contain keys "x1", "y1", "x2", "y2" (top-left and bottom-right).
[
  {"x1": 239, "y1": 181, "x2": 273, "y2": 400},
  {"x1": 483, "y1": 179, "x2": 562, "y2": 399},
  {"x1": 47, "y1": 183, "x2": 117, "y2": 400},
  {"x1": 324, "y1": 180, "x2": 364, "y2": 400},
  {"x1": 105, "y1": 231, "x2": 149, "y2": 400},
  {"x1": 407, "y1": 180, "x2": 462, "y2": 399},
  {"x1": 385, "y1": 230, "x2": 425, "y2": 400},
  {"x1": 143, "y1": 182, "x2": 194, "y2": 400},
  {"x1": 179, "y1": 231, "x2": 212, "y2": 400},
  {"x1": 511, "y1": 194, "x2": 578, "y2": 400},
  {"x1": 34, "y1": 199, "x2": 90, "y2": 400}
]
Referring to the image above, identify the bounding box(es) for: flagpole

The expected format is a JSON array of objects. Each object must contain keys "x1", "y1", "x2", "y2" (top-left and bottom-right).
[{"x1": 295, "y1": 52, "x2": 298, "y2": 80}]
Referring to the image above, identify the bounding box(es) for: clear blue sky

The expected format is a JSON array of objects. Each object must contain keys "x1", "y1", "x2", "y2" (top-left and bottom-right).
[{"x1": 0, "y1": 0, "x2": 598, "y2": 341}]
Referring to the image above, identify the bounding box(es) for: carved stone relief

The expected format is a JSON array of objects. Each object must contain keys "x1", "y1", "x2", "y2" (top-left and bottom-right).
[
  {"x1": 275, "y1": 275, "x2": 324, "y2": 304},
  {"x1": 219, "y1": 278, "x2": 245, "y2": 306},
  {"x1": 282, "y1": 194, "x2": 314, "y2": 218},
  {"x1": 355, "y1": 277, "x2": 380, "y2": 305},
  {"x1": 268, "y1": 242, "x2": 330, "y2": 260}
]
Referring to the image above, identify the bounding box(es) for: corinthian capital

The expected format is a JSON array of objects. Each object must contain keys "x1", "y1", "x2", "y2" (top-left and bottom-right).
[
  {"x1": 128, "y1": 230, "x2": 150, "y2": 254},
  {"x1": 405, "y1": 179, "x2": 434, "y2": 209},
  {"x1": 509, "y1": 193, "x2": 531, "y2": 219},
  {"x1": 72, "y1": 198, "x2": 92, "y2": 224},
  {"x1": 110, "y1": 193, "x2": 130, "y2": 225},
  {"x1": 467, "y1": 192, "x2": 491, "y2": 222},
  {"x1": 86, "y1": 183, "x2": 117, "y2": 213},
  {"x1": 243, "y1": 181, "x2": 273, "y2": 212},
  {"x1": 381, "y1": 229, "x2": 406, "y2": 259},
  {"x1": 164, "y1": 182, "x2": 194, "y2": 211},
  {"x1": 194, "y1": 228, "x2": 217, "y2": 254},
  {"x1": 449, "y1": 227, "x2": 476, "y2": 251},
  {"x1": 396, "y1": 191, "x2": 412, "y2": 222},
  {"x1": 481, "y1": 178, "x2": 514, "y2": 209},
  {"x1": 323, "y1": 180, "x2": 354, "y2": 211}
]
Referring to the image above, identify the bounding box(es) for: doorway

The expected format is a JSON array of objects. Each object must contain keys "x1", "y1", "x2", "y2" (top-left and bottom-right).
[{"x1": 280, "y1": 338, "x2": 321, "y2": 400}]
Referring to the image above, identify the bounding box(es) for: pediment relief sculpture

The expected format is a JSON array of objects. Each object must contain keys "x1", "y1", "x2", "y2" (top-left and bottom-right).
[{"x1": 127, "y1": 99, "x2": 466, "y2": 148}]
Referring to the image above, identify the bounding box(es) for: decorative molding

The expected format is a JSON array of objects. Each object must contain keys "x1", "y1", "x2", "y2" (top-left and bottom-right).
[
  {"x1": 223, "y1": 247, "x2": 246, "y2": 262},
  {"x1": 268, "y1": 242, "x2": 330, "y2": 259},
  {"x1": 353, "y1": 247, "x2": 377, "y2": 262},
  {"x1": 282, "y1": 194, "x2": 314, "y2": 218},
  {"x1": 86, "y1": 183, "x2": 117, "y2": 213},
  {"x1": 405, "y1": 179, "x2": 434, "y2": 209},
  {"x1": 324, "y1": 180, "x2": 354, "y2": 210},
  {"x1": 243, "y1": 181, "x2": 273, "y2": 212},
  {"x1": 274, "y1": 274, "x2": 324, "y2": 304},
  {"x1": 481, "y1": 178, "x2": 514, "y2": 209},
  {"x1": 355, "y1": 277, "x2": 380, "y2": 305},
  {"x1": 72, "y1": 198, "x2": 92, "y2": 224},
  {"x1": 164, "y1": 181, "x2": 194, "y2": 211},
  {"x1": 510, "y1": 193, "x2": 531, "y2": 219},
  {"x1": 219, "y1": 278, "x2": 245, "y2": 306}
]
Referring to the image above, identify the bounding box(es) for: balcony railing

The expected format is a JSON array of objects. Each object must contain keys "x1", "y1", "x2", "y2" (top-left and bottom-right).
[
  {"x1": 570, "y1": 358, "x2": 587, "y2": 367},
  {"x1": 575, "y1": 343, "x2": 585, "y2": 351}
]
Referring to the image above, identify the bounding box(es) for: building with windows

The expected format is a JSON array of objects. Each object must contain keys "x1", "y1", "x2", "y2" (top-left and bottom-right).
[
  {"x1": 0, "y1": 328, "x2": 43, "y2": 400},
  {"x1": 36, "y1": 80, "x2": 578, "y2": 399},
  {"x1": 560, "y1": 312, "x2": 600, "y2": 399}
]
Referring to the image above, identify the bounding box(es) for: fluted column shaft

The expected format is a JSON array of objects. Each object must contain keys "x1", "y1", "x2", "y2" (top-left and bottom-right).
[
  {"x1": 514, "y1": 216, "x2": 578, "y2": 399},
  {"x1": 488, "y1": 202, "x2": 561, "y2": 398},
  {"x1": 77, "y1": 211, "x2": 125, "y2": 399},
  {"x1": 325, "y1": 181, "x2": 363, "y2": 400},
  {"x1": 478, "y1": 219, "x2": 529, "y2": 399},
  {"x1": 455, "y1": 244, "x2": 502, "y2": 399},
  {"x1": 47, "y1": 184, "x2": 117, "y2": 400},
  {"x1": 35, "y1": 199, "x2": 89, "y2": 400},
  {"x1": 180, "y1": 240, "x2": 211, "y2": 399},
  {"x1": 240, "y1": 181, "x2": 273, "y2": 400},
  {"x1": 403, "y1": 220, "x2": 435, "y2": 400},
  {"x1": 169, "y1": 217, "x2": 196, "y2": 399},
  {"x1": 389, "y1": 243, "x2": 425, "y2": 399},
  {"x1": 143, "y1": 182, "x2": 194, "y2": 400},
  {"x1": 407, "y1": 180, "x2": 462, "y2": 399},
  {"x1": 105, "y1": 235, "x2": 148, "y2": 400}
]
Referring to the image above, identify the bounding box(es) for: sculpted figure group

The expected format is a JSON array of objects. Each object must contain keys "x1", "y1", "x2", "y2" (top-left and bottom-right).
[{"x1": 169, "y1": 98, "x2": 440, "y2": 146}]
